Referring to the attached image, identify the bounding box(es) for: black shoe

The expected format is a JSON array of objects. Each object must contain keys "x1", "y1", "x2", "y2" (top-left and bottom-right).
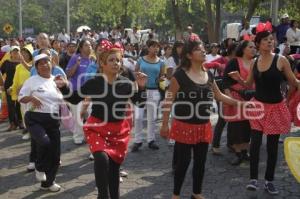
[
  {"x1": 241, "y1": 150, "x2": 250, "y2": 161},
  {"x1": 264, "y1": 182, "x2": 279, "y2": 195},
  {"x1": 246, "y1": 179, "x2": 258, "y2": 191},
  {"x1": 231, "y1": 152, "x2": 243, "y2": 166},
  {"x1": 131, "y1": 143, "x2": 142, "y2": 152},
  {"x1": 148, "y1": 141, "x2": 159, "y2": 150}
]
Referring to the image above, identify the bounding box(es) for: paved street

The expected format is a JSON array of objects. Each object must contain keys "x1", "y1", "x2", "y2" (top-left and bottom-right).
[{"x1": 1, "y1": 115, "x2": 300, "y2": 199}]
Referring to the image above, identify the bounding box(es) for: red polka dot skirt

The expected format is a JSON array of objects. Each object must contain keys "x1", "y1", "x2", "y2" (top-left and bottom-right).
[
  {"x1": 169, "y1": 119, "x2": 212, "y2": 144},
  {"x1": 83, "y1": 116, "x2": 131, "y2": 164},
  {"x1": 246, "y1": 99, "x2": 291, "y2": 135}
]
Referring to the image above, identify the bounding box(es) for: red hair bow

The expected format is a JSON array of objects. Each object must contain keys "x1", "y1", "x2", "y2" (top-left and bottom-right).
[
  {"x1": 243, "y1": 34, "x2": 251, "y2": 41},
  {"x1": 100, "y1": 40, "x2": 124, "y2": 52},
  {"x1": 256, "y1": 21, "x2": 273, "y2": 34}
]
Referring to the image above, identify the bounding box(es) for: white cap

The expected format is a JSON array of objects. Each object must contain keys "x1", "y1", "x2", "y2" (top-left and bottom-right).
[
  {"x1": 34, "y1": 53, "x2": 50, "y2": 64},
  {"x1": 10, "y1": 46, "x2": 20, "y2": 52},
  {"x1": 1, "y1": 45, "x2": 11, "y2": 52},
  {"x1": 281, "y1": 13, "x2": 289, "y2": 19}
]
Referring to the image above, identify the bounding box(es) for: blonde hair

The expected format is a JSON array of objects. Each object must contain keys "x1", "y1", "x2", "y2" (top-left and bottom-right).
[{"x1": 99, "y1": 48, "x2": 122, "y2": 65}]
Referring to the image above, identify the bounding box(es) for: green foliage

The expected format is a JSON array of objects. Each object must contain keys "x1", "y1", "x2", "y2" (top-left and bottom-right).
[{"x1": 0, "y1": 0, "x2": 299, "y2": 39}]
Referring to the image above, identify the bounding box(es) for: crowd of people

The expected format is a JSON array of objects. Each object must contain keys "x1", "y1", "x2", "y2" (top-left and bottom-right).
[{"x1": 0, "y1": 14, "x2": 300, "y2": 199}]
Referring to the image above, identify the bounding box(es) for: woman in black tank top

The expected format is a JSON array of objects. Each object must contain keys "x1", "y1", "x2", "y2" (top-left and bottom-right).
[
  {"x1": 160, "y1": 41, "x2": 248, "y2": 199},
  {"x1": 229, "y1": 30, "x2": 300, "y2": 195}
]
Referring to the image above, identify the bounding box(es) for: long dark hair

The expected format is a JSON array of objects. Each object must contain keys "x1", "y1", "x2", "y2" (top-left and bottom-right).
[
  {"x1": 76, "y1": 39, "x2": 89, "y2": 54},
  {"x1": 172, "y1": 40, "x2": 184, "y2": 65},
  {"x1": 179, "y1": 41, "x2": 202, "y2": 70},
  {"x1": 235, "y1": 40, "x2": 251, "y2": 57}
]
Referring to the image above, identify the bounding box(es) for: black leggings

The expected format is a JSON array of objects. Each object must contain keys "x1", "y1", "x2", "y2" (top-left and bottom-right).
[
  {"x1": 93, "y1": 151, "x2": 120, "y2": 199},
  {"x1": 212, "y1": 101, "x2": 227, "y2": 148},
  {"x1": 173, "y1": 142, "x2": 209, "y2": 195},
  {"x1": 250, "y1": 130, "x2": 280, "y2": 181}
]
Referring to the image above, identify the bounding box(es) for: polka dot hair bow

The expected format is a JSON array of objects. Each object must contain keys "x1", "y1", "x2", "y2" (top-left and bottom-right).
[
  {"x1": 256, "y1": 21, "x2": 273, "y2": 33},
  {"x1": 100, "y1": 40, "x2": 124, "y2": 52}
]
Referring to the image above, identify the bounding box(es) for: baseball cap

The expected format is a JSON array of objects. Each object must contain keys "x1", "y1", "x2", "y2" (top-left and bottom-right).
[
  {"x1": 281, "y1": 13, "x2": 289, "y2": 19},
  {"x1": 34, "y1": 53, "x2": 50, "y2": 65},
  {"x1": 10, "y1": 46, "x2": 20, "y2": 52}
]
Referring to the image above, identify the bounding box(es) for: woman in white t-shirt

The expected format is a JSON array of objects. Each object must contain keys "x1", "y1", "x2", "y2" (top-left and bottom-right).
[
  {"x1": 286, "y1": 20, "x2": 300, "y2": 54},
  {"x1": 18, "y1": 54, "x2": 63, "y2": 192},
  {"x1": 165, "y1": 40, "x2": 184, "y2": 79}
]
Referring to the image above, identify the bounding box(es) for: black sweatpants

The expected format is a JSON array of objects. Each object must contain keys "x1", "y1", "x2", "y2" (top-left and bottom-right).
[
  {"x1": 24, "y1": 112, "x2": 61, "y2": 187},
  {"x1": 5, "y1": 90, "x2": 20, "y2": 126},
  {"x1": 29, "y1": 137, "x2": 37, "y2": 163},
  {"x1": 173, "y1": 142, "x2": 209, "y2": 195},
  {"x1": 250, "y1": 130, "x2": 280, "y2": 181},
  {"x1": 93, "y1": 151, "x2": 120, "y2": 199}
]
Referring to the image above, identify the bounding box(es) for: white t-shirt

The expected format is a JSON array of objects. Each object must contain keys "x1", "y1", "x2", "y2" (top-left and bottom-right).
[
  {"x1": 206, "y1": 54, "x2": 221, "y2": 63},
  {"x1": 58, "y1": 33, "x2": 70, "y2": 43},
  {"x1": 122, "y1": 58, "x2": 136, "y2": 71},
  {"x1": 18, "y1": 75, "x2": 63, "y2": 114},
  {"x1": 165, "y1": 56, "x2": 177, "y2": 69},
  {"x1": 129, "y1": 32, "x2": 141, "y2": 44},
  {"x1": 205, "y1": 54, "x2": 221, "y2": 76},
  {"x1": 286, "y1": 28, "x2": 300, "y2": 46}
]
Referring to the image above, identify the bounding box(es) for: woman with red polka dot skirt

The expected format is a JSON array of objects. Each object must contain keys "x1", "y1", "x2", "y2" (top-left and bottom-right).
[
  {"x1": 56, "y1": 46, "x2": 147, "y2": 199},
  {"x1": 160, "y1": 41, "x2": 246, "y2": 199},
  {"x1": 229, "y1": 30, "x2": 300, "y2": 195}
]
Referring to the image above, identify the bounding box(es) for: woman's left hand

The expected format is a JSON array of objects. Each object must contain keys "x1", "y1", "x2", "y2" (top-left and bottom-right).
[
  {"x1": 228, "y1": 71, "x2": 241, "y2": 81},
  {"x1": 54, "y1": 75, "x2": 69, "y2": 88},
  {"x1": 135, "y1": 72, "x2": 148, "y2": 89}
]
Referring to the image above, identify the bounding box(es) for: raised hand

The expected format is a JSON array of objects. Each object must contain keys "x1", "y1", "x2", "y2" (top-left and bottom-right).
[
  {"x1": 228, "y1": 71, "x2": 242, "y2": 81},
  {"x1": 134, "y1": 72, "x2": 148, "y2": 89},
  {"x1": 54, "y1": 75, "x2": 69, "y2": 88}
]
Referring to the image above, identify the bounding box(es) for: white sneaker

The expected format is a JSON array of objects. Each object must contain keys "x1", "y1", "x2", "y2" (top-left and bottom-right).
[
  {"x1": 40, "y1": 183, "x2": 61, "y2": 192},
  {"x1": 168, "y1": 139, "x2": 175, "y2": 146},
  {"x1": 120, "y1": 170, "x2": 128, "y2": 177},
  {"x1": 22, "y1": 133, "x2": 30, "y2": 140},
  {"x1": 89, "y1": 154, "x2": 94, "y2": 161},
  {"x1": 74, "y1": 140, "x2": 84, "y2": 145},
  {"x1": 27, "y1": 162, "x2": 35, "y2": 172},
  {"x1": 35, "y1": 170, "x2": 46, "y2": 182}
]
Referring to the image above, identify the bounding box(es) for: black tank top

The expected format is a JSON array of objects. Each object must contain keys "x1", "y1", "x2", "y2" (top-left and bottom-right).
[
  {"x1": 253, "y1": 54, "x2": 284, "y2": 103},
  {"x1": 173, "y1": 68, "x2": 214, "y2": 124}
]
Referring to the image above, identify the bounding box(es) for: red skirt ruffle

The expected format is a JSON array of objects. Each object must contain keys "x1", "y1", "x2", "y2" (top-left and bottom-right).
[
  {"x1": 288, "y1": 91, "x2": 300, "y2": 126},
  {"x1": 83, "y1": 116, "x2": 131, "y2": 164},
  {"x1": 246, "y1": 99, "x2": 291, "y2": 135},
  {"x1": 169, "y1": 119, "x2": 212, "y2": 144}
]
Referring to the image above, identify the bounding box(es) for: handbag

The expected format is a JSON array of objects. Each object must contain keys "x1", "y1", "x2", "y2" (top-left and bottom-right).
[{"x1": 60, "y1": 103, "x2": 75, "y2": 132}]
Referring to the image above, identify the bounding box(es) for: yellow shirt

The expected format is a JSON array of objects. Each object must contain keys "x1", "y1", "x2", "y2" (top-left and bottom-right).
[
  {"x1": 11, "y1": 63, "x2": 32, "y2": 100},
  {"x1": 0, "y1": 53, "x2": 10, "y2": 68}
]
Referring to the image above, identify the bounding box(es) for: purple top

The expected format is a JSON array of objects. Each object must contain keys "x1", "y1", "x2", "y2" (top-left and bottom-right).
[{"x1": 66, "y1": 53, "x2": 92, "y2": 90}]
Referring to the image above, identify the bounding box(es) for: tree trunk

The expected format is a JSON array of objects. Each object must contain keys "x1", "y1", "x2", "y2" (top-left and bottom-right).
[
  {"x1": 214, "y1": 0, "x2": 221, "y2": 42},
  {"x1": 245, "y1": 0, "x2": 260, "y2": 22},
  {"x1": 204, "y1": 0, "x2": 216, "y2": 43},
  {"x1": 121, "y1": 0, "x2": 129, "y2": 27},
  {"x1": 171, "y1": 0, "x2": 182, "y2": 40}
]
